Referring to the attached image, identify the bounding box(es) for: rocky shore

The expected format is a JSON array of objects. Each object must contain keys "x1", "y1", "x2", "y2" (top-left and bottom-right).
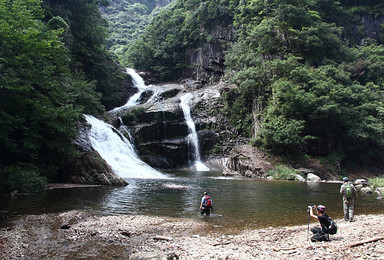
[{"x1": 1, "y1": 211, "x2": 384, "y2": 259}]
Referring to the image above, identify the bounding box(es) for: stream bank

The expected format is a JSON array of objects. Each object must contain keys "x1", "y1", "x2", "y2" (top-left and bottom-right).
[{"x1": 1, "y1": 211, "x2": 384, "y2": 259}]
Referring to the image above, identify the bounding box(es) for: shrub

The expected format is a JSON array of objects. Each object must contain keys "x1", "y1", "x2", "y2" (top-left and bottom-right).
[
  {"x1": 368, "y1": 177, "x2": 384, "y2": 188},
  {"x1": 268, "y1": 165, "x2": 301, "y2": 180},
  {"x1": 0, "y1": 164, "x2": 47, "y2": 194}
]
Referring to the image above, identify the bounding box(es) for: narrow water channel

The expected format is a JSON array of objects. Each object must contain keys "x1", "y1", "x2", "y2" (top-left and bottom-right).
[{"x1": 1, "y1": 171, "x2": 383, "y2": 232}]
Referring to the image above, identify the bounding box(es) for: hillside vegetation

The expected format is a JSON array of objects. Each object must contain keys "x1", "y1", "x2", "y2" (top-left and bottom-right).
[
  {"x1": 0, "y1": 0, "x2": 127, "y2": 193},
  {"x1": 125, "y1": 0, "x2": 384, "y2": 169},
  {"x1": 100, "y1": 0, "x2": 172, "y2": 64}
]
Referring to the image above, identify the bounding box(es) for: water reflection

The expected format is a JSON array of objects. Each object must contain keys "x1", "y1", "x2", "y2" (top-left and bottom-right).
[{"x1": 1, "y1": 171, "x2": 383, "y2": 231}]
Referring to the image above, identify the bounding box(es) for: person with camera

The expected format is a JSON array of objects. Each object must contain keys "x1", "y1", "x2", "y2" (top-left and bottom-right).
[{"x1": 308, "y1": 205, "x2": 334, "y2": 242}]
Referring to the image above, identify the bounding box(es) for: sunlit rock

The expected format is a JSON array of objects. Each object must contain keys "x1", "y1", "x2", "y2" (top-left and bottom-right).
[{"x1": 307, "y1": 173, "x2": 321, "y2": 182}]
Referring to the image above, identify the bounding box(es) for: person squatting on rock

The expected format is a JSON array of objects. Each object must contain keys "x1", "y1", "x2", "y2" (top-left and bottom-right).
[
  {"x1": 340, "y1": 177, "x2": 357, "y2": 222},
  {"x1": 200, "y1": 192, "x2": 213, "y2": 216},
  {"x1": 308, "y1": 205, "x2": 335, "y2": 242}
]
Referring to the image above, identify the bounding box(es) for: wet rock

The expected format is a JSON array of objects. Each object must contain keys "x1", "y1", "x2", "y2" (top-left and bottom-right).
[
  {"x1": 295, "y1": 174, "x2": 306, "y2": 182},
  {"x1": 245, "y1": 170, "x2": 255, "y2": 178},
  {"x1": 307, "y1": 173, "x2": 321, "y2": 182}
]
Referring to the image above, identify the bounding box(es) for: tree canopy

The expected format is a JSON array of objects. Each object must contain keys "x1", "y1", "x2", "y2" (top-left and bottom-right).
[
  {"x1": 225, "y1": 0, "x2": 384, "y2": 166},
  {"x1": 0, "y1": 0, "x2": 126, "y2": 193}
]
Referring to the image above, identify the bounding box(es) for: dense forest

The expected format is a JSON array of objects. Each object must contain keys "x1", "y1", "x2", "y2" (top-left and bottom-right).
[
  {"x1": 0, "y1": 0, "x2": 128, "y2": 193},
  {"x1": 1, "y1": 0, "x2": 384, "y2": 194},
  {"x1": 124, "y1": 0, "x2": 384, "y2": 168},
  {"x1": 100, "y1": 0, "x2": 171, "y2": 64}
]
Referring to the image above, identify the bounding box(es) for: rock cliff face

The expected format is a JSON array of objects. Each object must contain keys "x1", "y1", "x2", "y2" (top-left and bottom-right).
[
  {"x1": 184, "y1": 25, "x2": 235, "y2": 85},
  {"x1": 223, "y1": 145, "x2": 274, "y2": 178},
  {"x1": 352, "y1": 14, "x2": 384, "y2": 44},
  {"x1": 109, "y1": 81, "x2": 237, "y2": 170},
  {"x1": 120, "y1": 84, "x2": 190, "y2": 168}
]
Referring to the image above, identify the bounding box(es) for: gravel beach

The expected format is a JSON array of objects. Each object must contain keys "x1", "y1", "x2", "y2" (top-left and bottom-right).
[{"x1": 1, "y1": 211, "x2": 384, "y2": 259}]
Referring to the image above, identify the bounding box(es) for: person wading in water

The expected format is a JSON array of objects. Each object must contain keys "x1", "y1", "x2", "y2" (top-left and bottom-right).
[
  {"x1": 340, "y1": 177, "x2": 357, "y2": 222},
  {"x1": 200, "y1": 192, "x2": 213, "y2": 216}
]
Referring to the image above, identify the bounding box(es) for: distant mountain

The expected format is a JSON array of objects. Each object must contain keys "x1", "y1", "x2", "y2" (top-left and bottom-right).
[{"x1": 100, "y1": 0, "x2": 172, "y2": 64}]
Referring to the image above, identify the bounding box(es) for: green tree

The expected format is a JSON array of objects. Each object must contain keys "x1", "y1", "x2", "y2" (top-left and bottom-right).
[
  {"x1": 124, "y1": 0, "x2": 236, "y2": 81},
  {"x1": 0, "y1": 0, "x2": 81, "y2": 192},
  {"x1": 43, "y1": 0, "x2": 127, "y2": 110},
  {"x1": 224, "y1": 0, "x2": 384, "y2": 165}
]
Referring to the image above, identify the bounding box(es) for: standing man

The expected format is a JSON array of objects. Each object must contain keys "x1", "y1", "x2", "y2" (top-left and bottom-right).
[
  {"x1": 200, "y1": 192, "x2": 213, "y2": 216},
  {"x1": 340, "y1": 177, "x2": 357, "y2": 222}
]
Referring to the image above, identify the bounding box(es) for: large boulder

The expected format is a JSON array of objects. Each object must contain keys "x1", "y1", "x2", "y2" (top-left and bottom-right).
[{"x1": 307, "y1": 173, "x2": 322, "y2": 182}]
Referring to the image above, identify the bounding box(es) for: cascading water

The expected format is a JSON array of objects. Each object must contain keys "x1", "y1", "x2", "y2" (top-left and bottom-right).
[
  {"x1": 180, "y1": 93, "x2": 210, "y2": 171},
  {"x1": 84, "y1": 115, "x2": 166, "y2": 179},
  {"x1": 84, "y1": 68, "x2": 167, "y2": 179},
  {"x1": 109, "y1": 68, "x2": 151, "y2": 113}
]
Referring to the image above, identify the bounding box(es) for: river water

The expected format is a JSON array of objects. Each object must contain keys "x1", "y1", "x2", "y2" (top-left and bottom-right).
[{"x1": 1, "y1": 170, "x2": 383, "y2": 232}]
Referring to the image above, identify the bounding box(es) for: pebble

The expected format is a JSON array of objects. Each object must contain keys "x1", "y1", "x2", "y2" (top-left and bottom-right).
[{"x1": 1, "y1": 211, "x2": 384, "y2": 259}]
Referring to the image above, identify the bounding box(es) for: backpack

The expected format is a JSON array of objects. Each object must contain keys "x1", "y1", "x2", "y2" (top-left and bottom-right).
[
  {"x1": 203, "y1": 196, "x2": 212, "y2": 207},
  {"x1": 344, "y1": 183, "x2": 354, "y2": 199},
  {"x1": 327, "y1": 217, "x2": 337, "y2": 235}
]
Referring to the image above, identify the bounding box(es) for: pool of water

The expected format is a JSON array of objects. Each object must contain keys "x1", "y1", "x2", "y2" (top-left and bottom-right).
[{"x1": 1, "y1": 170, "x2": 383, "y2": 232}]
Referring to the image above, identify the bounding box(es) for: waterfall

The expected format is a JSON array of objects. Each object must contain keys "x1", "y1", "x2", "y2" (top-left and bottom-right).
[
  {"x1": 180, "y1": 93, "x2": 210, "y2": 171},
  {"x1": 127, "y1": 68, "x2": 145, "y2": 88},
  {"x1": 84, "y1": 115, "x2": 167, "y2": 179},
  {"x1": 84, "y1": 68, "x2": 167, "y2": 179},
  {"x1": 109, "y1": 68, "x2": 151, "y2": 113}
]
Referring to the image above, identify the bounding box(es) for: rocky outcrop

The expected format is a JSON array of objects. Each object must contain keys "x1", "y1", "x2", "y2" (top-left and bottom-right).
[
  {"x1": 59, "y1": 124, "x2": 128, "y2": 186},
  {"x1": 358, "y1": 14, "x2": 384, "y2": 44},
  {"x1": 224, "y1": 145, "x2": 274, "y2": 178},
  {"x1": 115, "y1": 84, "x2": 190, "y2": 168},
  {"x1": 104, "y1": 71, "x2": 138, "y2": 111},
  {"x1": 110, "y1": 81, "x2": 235, "y2": 169},
  {"x1": 184, "y1": 25, "x2": 235, "y2": 85}
]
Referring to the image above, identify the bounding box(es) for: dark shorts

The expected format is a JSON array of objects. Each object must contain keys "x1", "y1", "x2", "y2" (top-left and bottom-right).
[{"x1": 200, "y1": 207, "x2": 211, "y2": 216}]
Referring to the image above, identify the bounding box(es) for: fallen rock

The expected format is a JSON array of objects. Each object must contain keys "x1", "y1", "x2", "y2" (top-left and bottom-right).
[{"x1": 307, "y1": 173, "x2": 321, "y2": 182}]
